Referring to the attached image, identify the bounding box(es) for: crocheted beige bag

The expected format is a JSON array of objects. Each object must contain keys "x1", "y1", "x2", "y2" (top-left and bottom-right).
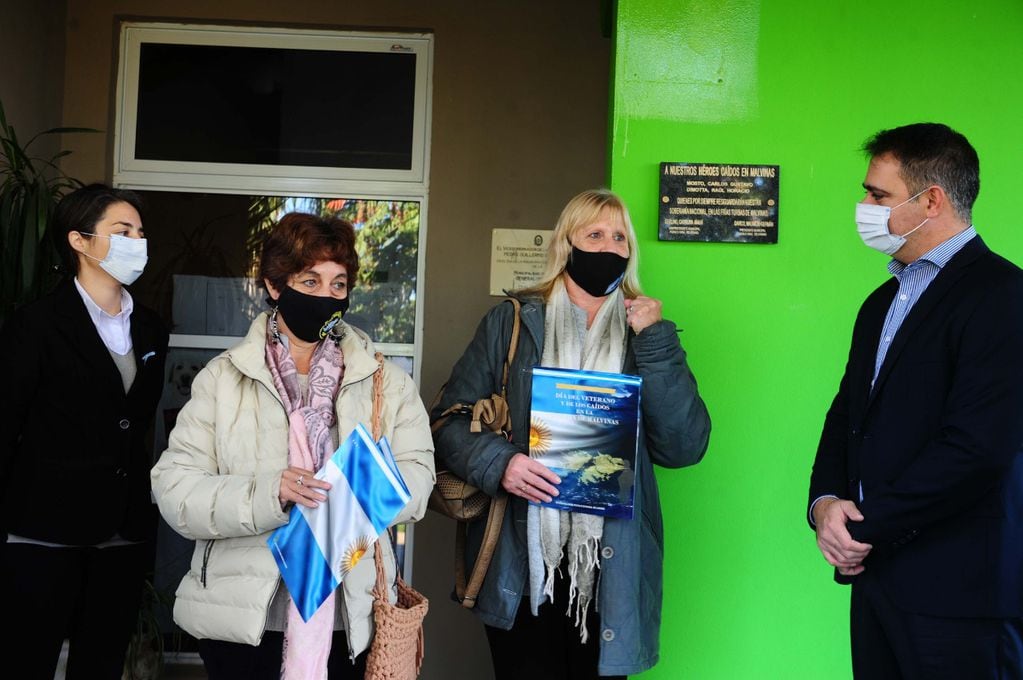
[
  {"x1": 364, "y1": 353, "x2": 429, "y2": 679},
  {"x1": 364, "y1": 542, "x2": 429, "y2": 679}
]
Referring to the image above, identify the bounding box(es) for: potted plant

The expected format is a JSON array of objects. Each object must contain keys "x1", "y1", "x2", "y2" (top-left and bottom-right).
[
  {"x1": 123, "y1": 576, "x2": 176, "y2": 680},
  {"x1": 0, "y1": 98, "x2": 95, "y2": 322}
]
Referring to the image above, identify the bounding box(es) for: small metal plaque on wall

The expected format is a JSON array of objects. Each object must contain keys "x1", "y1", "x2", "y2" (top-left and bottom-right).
[
  {"x1": 489, "y1": 228, "x2": 553, "y2": 296},
  {"x1": 658, "y1": 162, "x2": 779, "y2": 243}
]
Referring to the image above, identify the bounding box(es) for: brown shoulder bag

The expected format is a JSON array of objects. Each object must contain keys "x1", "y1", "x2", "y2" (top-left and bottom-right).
[{"x1": 429, "y1": 297, "x2": 520, "y2": 608}]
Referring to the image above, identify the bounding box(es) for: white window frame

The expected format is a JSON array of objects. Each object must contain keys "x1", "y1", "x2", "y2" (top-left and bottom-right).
[
  {"x1": 162, "y1": 186, "x2": 429, "y2": 388},
  {"x1": 113, "y1": 21, "x2": 432, "y2": 388},
  {"x1": 114, "y1": 22, "x2": 432, "y2": 585},
  {"x1": 113, "y1": 22, "x2": 433, "y2": 197}
]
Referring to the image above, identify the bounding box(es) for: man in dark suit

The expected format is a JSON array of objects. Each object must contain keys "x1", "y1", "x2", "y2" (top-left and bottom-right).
[{"x1": 808, "y1": 123, "x2": 1023, "y2": 679}]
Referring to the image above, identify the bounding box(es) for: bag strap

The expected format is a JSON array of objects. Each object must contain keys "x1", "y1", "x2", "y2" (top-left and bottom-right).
[
  {"x1": 454, "y1": 493, "x2": 508, "y2": 607},
  {"x1": 430, "y1": 300, "x2": 521, "y2": 608},
  {"x1": 372, "y1": 351, "x2": 385, "y2": 442},
  {"x1": 369, "y1": 353, "x2": 425, "y2": 680},
  {"x1": 499, "y1": 297, "x2": 522, "y2": 400},
  {"x1": 371, "y1": 352, "x2": 391, "y2": 599},
  {"x1": 456, "y1": 299, "x2": 520, "y2": 608},
  {"x1": 373, "y1": 532, "x2": 389, "y2": 601},
  {"x1": 431, "y1": 297, "x2": 522, "y2": 433}
]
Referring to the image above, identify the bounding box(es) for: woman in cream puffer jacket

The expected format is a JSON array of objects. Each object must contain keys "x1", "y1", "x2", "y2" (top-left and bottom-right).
[
  {"x1": 152, "y1": 213, "x2": 433, "y2": 679},
  {"x1": 152, "y1": 311, "x2": 435, "y2": 662},
  {"x1": 152, "y1": 309, "x2": 434, "y2": 657}
]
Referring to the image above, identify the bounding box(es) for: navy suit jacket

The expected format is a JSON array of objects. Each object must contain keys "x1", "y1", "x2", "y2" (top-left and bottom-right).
[
  {"x1": 808, "y1": 236, "x2": 1023, "y2": 618},
  {"x1": 1, "y1": 280, "x2": 168, "y2": 545}
]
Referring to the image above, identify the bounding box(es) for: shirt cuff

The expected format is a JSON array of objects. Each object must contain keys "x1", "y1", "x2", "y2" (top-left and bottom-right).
[{"x1": 809, "y1": 494, "x2": 839, "y2": 527}]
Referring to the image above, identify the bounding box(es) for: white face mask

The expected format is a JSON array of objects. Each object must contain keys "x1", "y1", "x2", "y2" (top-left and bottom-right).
[
  {"x1": 855, "y1": 188, "x2": 930, "y2": 255},
  {"x1": 81, "y1": 233, "x2": 149, "y2": 285}
]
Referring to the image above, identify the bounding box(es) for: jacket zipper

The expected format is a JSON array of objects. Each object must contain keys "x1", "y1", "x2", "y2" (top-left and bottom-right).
[
  {"x1": 239, "y1": 340, "x2": 380, "y2": 651},
  {"x1": 200, "y1": 539, "x2": 215, "y2": 588}
]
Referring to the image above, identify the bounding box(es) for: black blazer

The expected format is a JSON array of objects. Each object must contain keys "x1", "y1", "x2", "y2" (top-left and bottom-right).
[
  {"x1": 1, "y1": 280, "x2": 168, "y2": 545},
  {"x1": 808, "y1": 236, "x2": 1023, "y2": 618}
]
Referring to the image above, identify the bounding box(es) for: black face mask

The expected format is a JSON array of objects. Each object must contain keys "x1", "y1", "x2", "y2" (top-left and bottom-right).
[
  {"x1": 564, "y1": 246, "x2": 628, "y2": 297},
  {"x1": 274, "y1": 285, "x2": 350, "y2": 342}
]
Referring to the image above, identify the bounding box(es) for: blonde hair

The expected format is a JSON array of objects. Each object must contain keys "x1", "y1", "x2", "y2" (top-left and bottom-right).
[{"x1": 515, "y1": 188, "x2": 642, "y2": 300}]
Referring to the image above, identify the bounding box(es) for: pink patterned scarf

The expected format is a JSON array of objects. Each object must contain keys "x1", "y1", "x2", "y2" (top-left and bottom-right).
[{"x1": 265, "y1": 318, "x2": 345, "y2": 680}]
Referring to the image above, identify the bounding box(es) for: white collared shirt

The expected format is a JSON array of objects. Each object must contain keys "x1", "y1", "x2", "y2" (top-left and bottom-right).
[{"x1": 74, "y1": 277, "x2": 133, "y2": 355}]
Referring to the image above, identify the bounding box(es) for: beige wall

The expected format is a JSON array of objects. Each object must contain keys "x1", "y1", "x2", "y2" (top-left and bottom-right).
[
  {"x1": 0, "y1": 0, "x2": 67, "y2": 166},
  {"x1": 57, "y1": 2, "x2": 609, "y2": 678}
]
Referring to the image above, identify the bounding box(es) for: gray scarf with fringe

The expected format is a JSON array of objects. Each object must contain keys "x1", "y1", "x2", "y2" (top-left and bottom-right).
[{"x1": 526, "y1": 279, "x2": 626, "y2": 641}]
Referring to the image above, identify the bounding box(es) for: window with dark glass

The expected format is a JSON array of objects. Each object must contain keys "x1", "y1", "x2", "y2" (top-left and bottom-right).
[{"x1": 134, "y1": 43, "x2": 417, "y2": 169}]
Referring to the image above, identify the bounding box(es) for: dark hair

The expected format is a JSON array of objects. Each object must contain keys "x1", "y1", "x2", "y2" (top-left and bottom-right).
[
  {"x1": 863, "y1": 123, "x2": 979, "y2": 222},
  {"x1": 52, "y1": 183, "x2": 144, "y2": 275},
  {"x1": 258, "y1": 212, "x2": 359, "y2": 298}
]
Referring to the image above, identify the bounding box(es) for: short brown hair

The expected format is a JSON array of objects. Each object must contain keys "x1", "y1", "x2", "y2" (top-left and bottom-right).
[
  {"x1": 258, "y1": 212, "x2": 359, "y2": 296},
  {"x1": 863, "y1": 123, "x2": 979, "y2": 222}
]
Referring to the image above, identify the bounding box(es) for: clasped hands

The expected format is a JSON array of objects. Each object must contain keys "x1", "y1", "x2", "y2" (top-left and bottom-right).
[{"x1": 814, "y1": 498, "x2": 873, "y2": 576}]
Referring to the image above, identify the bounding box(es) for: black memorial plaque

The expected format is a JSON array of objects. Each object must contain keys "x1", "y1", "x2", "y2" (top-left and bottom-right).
[{"x1": 658, "y1": 162, "x2": 779, "y2": 243}]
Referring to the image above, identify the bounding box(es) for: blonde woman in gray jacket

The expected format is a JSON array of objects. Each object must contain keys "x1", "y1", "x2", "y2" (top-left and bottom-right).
[
  {"x1": 433, "y1": 189, "x2": 710, "y2": 678},
  {"x1": 151, "y1": 213, "x2": 435, "y2": 680}
]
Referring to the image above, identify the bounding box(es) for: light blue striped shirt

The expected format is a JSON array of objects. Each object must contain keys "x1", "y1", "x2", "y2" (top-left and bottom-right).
[
  {"x1": 873, "y1": 226, "x2": 978, "y2": 382},
  {"x1": 810, "y1": 226, "x2": 979, "y2": 522}
]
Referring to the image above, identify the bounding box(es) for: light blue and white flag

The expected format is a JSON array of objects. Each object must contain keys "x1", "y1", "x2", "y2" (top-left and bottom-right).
[{"x1": 267, "y1": 423, "x2": 411, "y2": 622}]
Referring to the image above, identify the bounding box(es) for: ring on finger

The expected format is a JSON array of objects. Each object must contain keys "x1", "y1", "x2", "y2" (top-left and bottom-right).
[{"x1": 297, "y1": 475, "x2": 304, "y2": 486}]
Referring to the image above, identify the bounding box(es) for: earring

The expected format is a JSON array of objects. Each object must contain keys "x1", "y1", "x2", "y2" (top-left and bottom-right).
[{"x1": 269, "y1": 306, "x2": 282, "y2": 343}]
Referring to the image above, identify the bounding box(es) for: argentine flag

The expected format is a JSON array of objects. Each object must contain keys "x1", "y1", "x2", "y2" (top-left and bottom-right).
[{"x1": 268, "y1": 423, "x2": 411, "y2": 622}]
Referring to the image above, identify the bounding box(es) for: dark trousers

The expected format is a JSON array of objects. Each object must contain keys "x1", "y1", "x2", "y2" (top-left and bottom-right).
[
  {"x1": 198, "y1": 630, "x2": 367, "y2": 680},
  {"x1": 485, "y1": 569, "x2": 626, "y2": 680},
  {"x1": 851, "y1": 570, "x2": 1023, "y2": 679},
  {"x1": 0, "y1": 541, "x2": 149, "y2": 680}
]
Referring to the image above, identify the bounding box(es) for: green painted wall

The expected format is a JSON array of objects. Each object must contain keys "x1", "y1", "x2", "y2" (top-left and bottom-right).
[{"x1": 609, "y1": 1, "x2": 1023, "y2": 678}]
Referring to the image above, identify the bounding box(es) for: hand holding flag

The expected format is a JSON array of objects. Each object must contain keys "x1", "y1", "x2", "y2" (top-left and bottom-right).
[{"x1": 268, "y1": 423, "x2": 411, "y2": 622}]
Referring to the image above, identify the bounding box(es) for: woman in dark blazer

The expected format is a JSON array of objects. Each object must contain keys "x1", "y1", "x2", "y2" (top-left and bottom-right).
[{"x1": 0, "y1": 184, "x2": 168, "y2": 679}]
